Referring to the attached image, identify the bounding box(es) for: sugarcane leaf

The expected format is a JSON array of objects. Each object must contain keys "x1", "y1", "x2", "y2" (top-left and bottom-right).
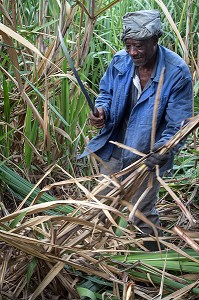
[
  {"x1": 9, "y1": 211, "x2": 27, "y2": 229},
  {"x1": 27, "y1": 258, "x2": 38, "y2": 288},
  {"x1": 76, "y1": 287, "x2": 97, "y2": 300},
  {"x1": 2, "y1": 75, "x2": 10, "y2": 123},
  {"x1": 20, "y1": 73, "x2": 69, "y2": 127},
  {"x1": 0, "y1": 22, "x2": 43, "y2": 57}
]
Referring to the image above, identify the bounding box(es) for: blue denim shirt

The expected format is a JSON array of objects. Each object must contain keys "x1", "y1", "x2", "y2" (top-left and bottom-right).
[{"x1": 80, "y1": 45, "x2": 193, "y2": 173}]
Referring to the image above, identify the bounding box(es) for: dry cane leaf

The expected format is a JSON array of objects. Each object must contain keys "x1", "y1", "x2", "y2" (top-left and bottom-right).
[
  {"x1": 173, "y1": 226, "x2": 199, "y2": 252},
  {"x1": 157, "y1": 176, "x2": 196, "y2": 225},
  {"x1": 29, "y1": 262, "x2": 66, "y2": 300},
  {"x1": 161, "y1": 280, "x2": 199, "y2": 300},
  {"x1": 0, "y1": 22, "x2": 44, "y2": 58}
]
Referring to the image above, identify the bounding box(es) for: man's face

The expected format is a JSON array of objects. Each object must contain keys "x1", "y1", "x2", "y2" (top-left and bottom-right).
[{"x1": 125, "y1": 37, "x2": 158, "y2": 66}]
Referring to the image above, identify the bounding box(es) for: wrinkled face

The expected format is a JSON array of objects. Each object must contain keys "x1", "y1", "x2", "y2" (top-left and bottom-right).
[{"x1": 125, "y1": 37, "x2": 158, "y2": 66}]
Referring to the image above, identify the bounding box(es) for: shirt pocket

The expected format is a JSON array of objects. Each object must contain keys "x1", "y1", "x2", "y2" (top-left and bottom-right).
[{"x1": 139, "y1": 96, "x2": 167, "y2": 125}]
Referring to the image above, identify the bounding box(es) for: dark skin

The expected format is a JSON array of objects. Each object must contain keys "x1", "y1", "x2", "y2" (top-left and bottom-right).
[
  {"x1": 89, "y1": 36, "x2": 158, "y2": 128},
  {"x1": 125, "y1": 36, "x2": 158, "y2": 88}
]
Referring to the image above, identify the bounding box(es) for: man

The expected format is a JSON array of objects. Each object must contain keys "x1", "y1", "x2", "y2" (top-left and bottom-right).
[{"x1": 80, "y1": 10, "x2": 193, "y2": 250}]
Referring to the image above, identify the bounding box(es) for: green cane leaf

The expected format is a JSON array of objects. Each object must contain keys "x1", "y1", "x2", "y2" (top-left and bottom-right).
[{"x1": 77, "y1": 287, "x2": 97, "y2": 300}]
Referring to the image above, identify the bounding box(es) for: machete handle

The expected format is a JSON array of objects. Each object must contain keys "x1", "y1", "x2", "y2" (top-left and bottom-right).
[{"x1": 93, "y1": 106, "x2": 99, "y2": 117}]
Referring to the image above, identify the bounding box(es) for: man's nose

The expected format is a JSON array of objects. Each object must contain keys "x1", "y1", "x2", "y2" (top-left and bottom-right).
[{"x1": 128, "y1": 46, "x2": 139, "y2": 55}]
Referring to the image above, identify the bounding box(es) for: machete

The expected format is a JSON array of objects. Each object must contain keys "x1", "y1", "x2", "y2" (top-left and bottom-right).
[{"x1": 58, "y1": 28, "x2": 99, "y2": 117}]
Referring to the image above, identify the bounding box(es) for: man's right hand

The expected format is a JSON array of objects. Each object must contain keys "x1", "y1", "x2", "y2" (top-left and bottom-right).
[{"x1": 89, "y1": 107, "x2": 105, "y2": 128}]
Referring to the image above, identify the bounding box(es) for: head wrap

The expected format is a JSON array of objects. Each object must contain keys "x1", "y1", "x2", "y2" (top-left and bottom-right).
[{"x1": 121, "y1": 9, "x2": 163, "y2": 41}]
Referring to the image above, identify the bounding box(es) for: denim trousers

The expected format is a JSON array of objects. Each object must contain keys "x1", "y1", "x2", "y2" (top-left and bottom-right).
[{"x1": 99, "y1": 157, "x2": 161, "y2": 236}]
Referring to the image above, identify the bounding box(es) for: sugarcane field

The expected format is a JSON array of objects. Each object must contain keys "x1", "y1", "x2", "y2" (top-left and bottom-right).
[{"x1": 0, "y1": 1, "x2": 199, "y2": 299}]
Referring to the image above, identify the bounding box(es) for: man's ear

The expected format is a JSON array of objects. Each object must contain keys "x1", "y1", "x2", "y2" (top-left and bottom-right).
[{"x1": 152, "y1": 35, "x2": 159, "y2": 44}]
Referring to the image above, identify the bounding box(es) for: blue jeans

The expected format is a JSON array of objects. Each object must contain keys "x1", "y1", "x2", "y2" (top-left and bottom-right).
[{"x1": 100, "y1": 157, "x2": 161, "y2": 236}]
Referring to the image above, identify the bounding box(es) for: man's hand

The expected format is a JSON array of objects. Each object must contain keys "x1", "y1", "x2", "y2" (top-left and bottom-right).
[
  {"x1": 89, "y1": 107, "x2": 105, "y2": 128},
  {"x1": 145, "y1": 152, "x2": 170, "y2": 171}
]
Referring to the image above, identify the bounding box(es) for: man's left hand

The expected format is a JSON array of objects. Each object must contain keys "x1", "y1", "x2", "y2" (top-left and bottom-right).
[{"x1": 145, "y1": 152, "x2": 170, "y2": 171}]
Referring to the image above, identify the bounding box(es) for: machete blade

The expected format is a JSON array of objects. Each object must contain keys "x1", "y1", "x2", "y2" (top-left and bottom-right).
[{"x1": 58, "y1": 28, "x2": 99, "y2": 117}]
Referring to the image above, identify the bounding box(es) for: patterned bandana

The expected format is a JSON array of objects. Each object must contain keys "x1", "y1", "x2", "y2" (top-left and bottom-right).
[{"x1": 121, "y1": 9, "x2": 163, "y2": 41}]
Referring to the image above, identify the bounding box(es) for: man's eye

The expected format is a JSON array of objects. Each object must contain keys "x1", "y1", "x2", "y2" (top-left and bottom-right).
[{"x1": 125, "y1": 45, "x2": 143, "y2": 51}]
